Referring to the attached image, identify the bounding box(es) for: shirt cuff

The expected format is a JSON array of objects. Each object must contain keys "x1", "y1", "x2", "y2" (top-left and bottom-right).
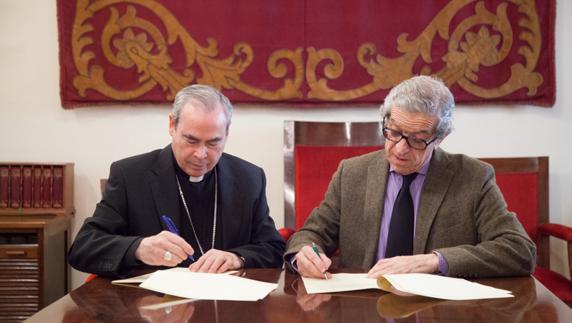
[
  {"x1": 228, "y1": 251, "x2": 246, "y2": 268},
  {"x1": 433, "y1": 251, "x2": 449, "y2": 275},
  {"x1": 285, "y1": 252, "x2": 299, "y2": 273},
  {"x1": 122, "y1": 237, "x2": 144, "y2": 267}
]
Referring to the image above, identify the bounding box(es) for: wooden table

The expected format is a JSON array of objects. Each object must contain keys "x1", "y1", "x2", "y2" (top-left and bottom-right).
[{"x1": 24, "y1": 269, "x2": 572, "y2": 322}]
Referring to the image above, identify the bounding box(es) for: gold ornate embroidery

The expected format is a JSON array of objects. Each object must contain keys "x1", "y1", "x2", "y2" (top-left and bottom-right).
[
  {"x1": 308, "y1": 0, "x2": 544, "y2": 100},
  {"x1": 71, "y1": 0, "x2": 544, "y2": 102},
  {"x1": 72, "y1": 0, "x2": 303, "y2": 101}
]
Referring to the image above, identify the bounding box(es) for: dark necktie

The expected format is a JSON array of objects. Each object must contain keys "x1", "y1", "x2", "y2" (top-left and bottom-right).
[{"x1": 385, "y1": 173, "x2": 418, "y2": 258}]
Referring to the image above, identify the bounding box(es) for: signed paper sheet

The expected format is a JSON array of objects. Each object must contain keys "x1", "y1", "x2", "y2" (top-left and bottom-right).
[
  {"x1": 138, "y1": 269, "x2": 277, "y2": 301},
  {"x1": 302, "y1": 273, "x2": 513, "y2": 300}
]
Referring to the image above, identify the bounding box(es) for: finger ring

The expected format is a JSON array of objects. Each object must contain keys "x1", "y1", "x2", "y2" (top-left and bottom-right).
[{"x1": 163, "y1": 251, "x2": 172, "y2": 261}]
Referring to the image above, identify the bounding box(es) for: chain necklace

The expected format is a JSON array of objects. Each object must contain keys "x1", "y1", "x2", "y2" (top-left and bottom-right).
[{"x1": 175, "y1": 169, "x2": 218, "y2": 257}]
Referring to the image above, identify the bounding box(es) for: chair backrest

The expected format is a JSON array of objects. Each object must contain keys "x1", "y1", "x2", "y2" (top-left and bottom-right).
[
  {"x1": 479, "y1": 156, "x2": 549, "y2": 266},
  {"x1": 100, "y1": 178, "x2": 108, "y2": 195},
  {"x1": 84, "y1": 178, "x2": 109, "y2": 284},
  {"x1": 284, "y1": 121, "x2": 384, "y2": 229}
]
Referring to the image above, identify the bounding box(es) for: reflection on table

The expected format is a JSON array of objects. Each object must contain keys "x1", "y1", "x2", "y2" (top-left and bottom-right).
[{"x1": 25, "y1": 269, "x2": 572, "y2": 323}]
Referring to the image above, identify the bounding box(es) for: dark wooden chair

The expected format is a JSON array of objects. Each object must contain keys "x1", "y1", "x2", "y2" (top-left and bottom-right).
[
  {"x1": 284, "y1": 121, "x2": 572, "y2": 305},
  {"x1": 83, "y1": 179, "x2": 109, "y2": 284},
  {"x1": 480, "y1": 156, "x2": 572, "y2": 306}
]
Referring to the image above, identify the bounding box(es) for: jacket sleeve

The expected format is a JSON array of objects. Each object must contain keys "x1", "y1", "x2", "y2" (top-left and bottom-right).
[
  {"x1": 226, "y1": 168, "x2": 286, "y2": 268},
  {"x1": 68, "y1": 162, "x2": 144, "y2": 277},
  {"x1": 435, "y1": 163, "x2": 537, "y2": 278}
]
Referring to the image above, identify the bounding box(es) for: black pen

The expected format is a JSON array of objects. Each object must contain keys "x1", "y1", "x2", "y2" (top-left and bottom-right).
[
  {"x1": 311, "y1": 242, "x2": 329, "y2": 280},
  {"x1": 161, "y1": 215, "x2": 195, "y2": 262}
]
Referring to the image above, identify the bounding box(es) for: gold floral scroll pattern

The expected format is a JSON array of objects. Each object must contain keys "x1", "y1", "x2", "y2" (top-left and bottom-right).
[
  {"x1": 71, "y1": 0, "x2": 543, "y2": 102},
  {"x1": 72, "y1": 0, "x2": 304, "y2": 101},
  {"x1": 307, "y1": 0, "x2": 543, "y2": 100}
]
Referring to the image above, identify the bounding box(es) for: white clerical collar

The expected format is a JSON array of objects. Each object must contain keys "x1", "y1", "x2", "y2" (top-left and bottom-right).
[{"x1": 189, "y1": 175, "x2": 204, "y2": 183}]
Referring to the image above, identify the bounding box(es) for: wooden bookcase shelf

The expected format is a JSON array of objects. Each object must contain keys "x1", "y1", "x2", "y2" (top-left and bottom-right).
[{"x1": 0, "y1": 163, "x2": 74, "y2": 322}]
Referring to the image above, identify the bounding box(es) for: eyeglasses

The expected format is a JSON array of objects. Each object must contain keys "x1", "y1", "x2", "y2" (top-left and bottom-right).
[{"x1": 382, "y1": 127, "x2": 438, "y2": 150}]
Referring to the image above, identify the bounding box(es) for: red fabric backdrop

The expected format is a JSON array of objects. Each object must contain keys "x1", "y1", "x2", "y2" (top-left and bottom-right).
[{"x1": 58, "y1": 0, "x2": 555, "y2": 108}]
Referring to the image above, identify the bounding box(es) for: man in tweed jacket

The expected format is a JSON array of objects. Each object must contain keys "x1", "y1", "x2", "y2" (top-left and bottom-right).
[{"x1": 285, "y1": 76, "x2": 536, "y2": 279}]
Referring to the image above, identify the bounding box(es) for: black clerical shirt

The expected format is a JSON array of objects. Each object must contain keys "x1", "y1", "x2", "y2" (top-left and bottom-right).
[{"x1": 174, "y1": 163, "x2": 223, "y2": 265}]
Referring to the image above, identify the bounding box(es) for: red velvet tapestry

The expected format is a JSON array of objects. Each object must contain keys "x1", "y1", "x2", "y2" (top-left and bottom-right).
[{"x1": 57, "y1": 0, "x2": 555, "y2": 108}]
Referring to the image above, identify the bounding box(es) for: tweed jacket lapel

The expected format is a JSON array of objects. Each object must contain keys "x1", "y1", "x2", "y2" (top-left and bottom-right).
[
  {"x1": 414, "y1": 148, "x2": 454, "y2": 254},
  {"x1": 149, "y1": 145, "x2": 182, "y2": 231},
  {"x1": 361, "y1": 152, "x2": 390, "y2": 267}
]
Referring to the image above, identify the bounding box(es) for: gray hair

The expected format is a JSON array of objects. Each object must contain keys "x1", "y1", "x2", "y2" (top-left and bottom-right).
[
  {"x1": 172, "y1": 84, "x2": 233, "y2": 129},
  {"x1": 380, "y1": 75, "x2": 455, "y2": 138}
]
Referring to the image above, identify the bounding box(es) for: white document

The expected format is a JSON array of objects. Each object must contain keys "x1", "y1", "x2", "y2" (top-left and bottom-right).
[
  {"x1": 111, "y1": 268, "x2": 239, "y2": 285},
  {"x1": 139, "y1": 269, "x2": 277, "y2": 301},
  {"x1": 303, "y1": 273, "x2": 378, "y2": 293},
  {"x1": 302, "y1": 273, "x2": 513, "y2": 301},
  {"x1": 382, "y1": 273, "x2": 513, "y2": 300}
]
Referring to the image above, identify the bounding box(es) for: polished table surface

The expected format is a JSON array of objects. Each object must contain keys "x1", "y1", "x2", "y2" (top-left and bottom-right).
[{"x1": 25, "y1": 269, "x2": 572, "y2": 323}]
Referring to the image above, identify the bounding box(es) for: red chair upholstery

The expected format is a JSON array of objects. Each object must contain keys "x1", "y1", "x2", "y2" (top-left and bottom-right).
[
  {"x1": 293, "y1": 145, "x2": 381, "y2": 229},
  {"x1": 480, "y1": 157, "x2": 572, "y2": 306},
  {"x1": 84, "y1": 273, "x2": 97, "y2": 283},
  {"x1": 284, "y1": 121, "x2": 384, "y2": 229},
  {"x1": 278, "y1": 227, "x2": 296, "y2": 242}
]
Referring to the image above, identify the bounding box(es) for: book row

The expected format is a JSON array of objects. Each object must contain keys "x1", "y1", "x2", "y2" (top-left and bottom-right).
[{"x1": 0, "y1": 165, "x2": 65, "y2": 209}]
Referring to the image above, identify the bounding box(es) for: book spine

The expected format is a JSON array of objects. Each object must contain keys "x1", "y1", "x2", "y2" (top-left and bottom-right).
[
  {"x1": 0, "y1": 166, "x2": 9, "y2": 208},
  {"x1": 42, "y1": 166, "x2": 53, "y2": 208},
  {"x1": 22, "y1": 166, "x2": 33, "y2": 208},
  {"x1": 52, "y1": 166, "x2": 64, "y2": 208},
  {"x1": 32, "y1": 166, "x2": 43, "y2": 208},
  {"x1": 10, "y1": 166, "x2": 22, "y2": 208}
]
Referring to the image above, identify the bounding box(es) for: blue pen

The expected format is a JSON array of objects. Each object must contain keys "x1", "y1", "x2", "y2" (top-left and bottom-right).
[{"x1": 161, "y1": 215, "x2": 195, "y2": 262}]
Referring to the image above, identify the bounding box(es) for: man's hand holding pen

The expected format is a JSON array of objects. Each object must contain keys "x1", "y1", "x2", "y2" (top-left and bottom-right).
[
  {"x1": 294, "y1": 243, "x2": 332, "y2": 279},
  {"x1": 135, "y1": 231, "x2": 195, "y2": 266},
  {"x1": 135, "y1": 215, "x2": 244, "y2": 272},
  {"x1": 135, "y1": 232, "x2": 243, "y2": 271}
]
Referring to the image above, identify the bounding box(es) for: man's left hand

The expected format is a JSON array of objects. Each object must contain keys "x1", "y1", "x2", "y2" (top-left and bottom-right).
[
  {"x1": 367, "y1": 254, "x2": 438, "y2": 278},
  {"x1": 188, "y1": 249, "x2": 243, "y2": 273}
]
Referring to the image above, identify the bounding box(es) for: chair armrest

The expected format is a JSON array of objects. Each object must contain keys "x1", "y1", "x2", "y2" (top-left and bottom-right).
[
  {"x1": 538, "y1": 223, "x2": 572, "y2": 285},
  {"x1": 538, "y1": 223, "x2": 572, "y2": 242},
  {"x1": 84, "y1": 273, "x2": 97, "y2": 284}
]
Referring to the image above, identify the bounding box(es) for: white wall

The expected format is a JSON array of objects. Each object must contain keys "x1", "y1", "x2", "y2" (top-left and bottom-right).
[{"x1": 1, "y1": 0, "x2": 571, "y2": 289}]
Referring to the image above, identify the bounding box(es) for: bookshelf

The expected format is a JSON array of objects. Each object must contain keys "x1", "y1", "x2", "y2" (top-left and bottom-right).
[
  {"x1": 0, "y1": 163, "x2": 74, "y2": 216},
  {"x1": 0, "y1": 162, "x2": 74, "y2": 322}
]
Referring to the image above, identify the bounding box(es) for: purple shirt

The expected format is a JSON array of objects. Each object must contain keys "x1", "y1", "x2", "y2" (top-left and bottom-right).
[{"x1": 376, "y1": 152, "x2": 449, "y2": 274}]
